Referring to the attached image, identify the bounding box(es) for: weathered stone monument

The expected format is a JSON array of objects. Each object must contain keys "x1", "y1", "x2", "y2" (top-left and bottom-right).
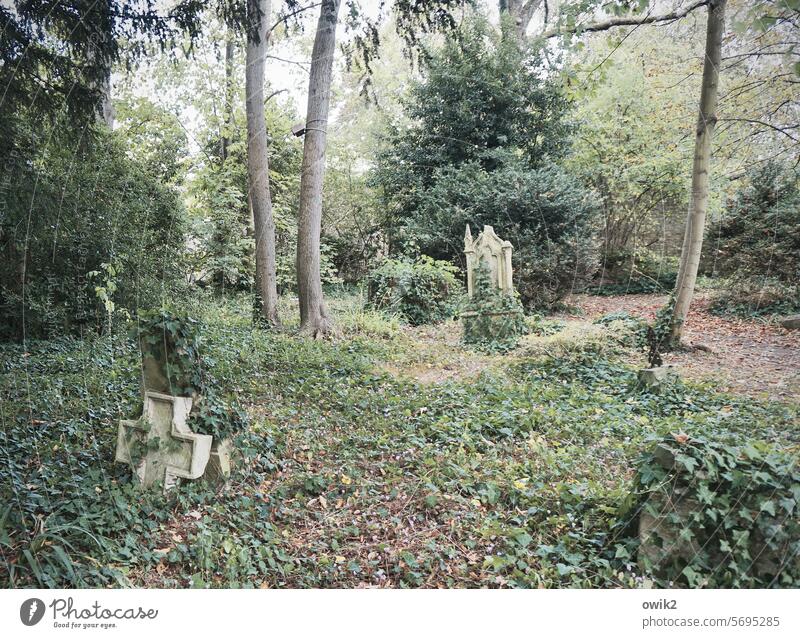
[
  {"x1": 637, "y1": 365, "x2": 678, "y2": 391},
  {"x1": 116, "y1": 312, "x2": 232, "y2": 490},
  {"x1": 462, "y1": 225, "x2": 525, "y2": 349},
  {"x1": 464, "y1": 225, "x2": 514, "y2": 297},
  {"x1": 780, "y1": 314, "x2": 800, "y2": 330},
  {"x1": 116, "y1": 391, "x2": 212, "y2": 491}
]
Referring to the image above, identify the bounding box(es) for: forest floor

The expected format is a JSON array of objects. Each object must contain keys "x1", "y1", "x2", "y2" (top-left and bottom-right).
[
  {"x1": 2, "y1": 292, "x2": 798, "y2": 589},
  {"x1": 564, "y1": 293, "x2": 800, "y2": 400}
]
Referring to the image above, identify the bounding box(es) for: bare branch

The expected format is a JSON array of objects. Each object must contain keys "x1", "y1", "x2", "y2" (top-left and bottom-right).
[
  {"x1": 269, "y1": 3, "x2": 323, "y2": 34},
  {"x1": 541, "y1": 0, "x2": 710, "y2": 39}
]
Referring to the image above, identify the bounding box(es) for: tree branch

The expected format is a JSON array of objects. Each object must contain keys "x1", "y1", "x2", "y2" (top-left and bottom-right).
[
  {"x1": 719, "y1": 118, "x2": 800, "y2": 143},
  {"x1": 541, "y1": 0, "x2": 710, "y2": 39},
  {"x1": 269, "y1": 2, "x2": 323, "y2": 34}
]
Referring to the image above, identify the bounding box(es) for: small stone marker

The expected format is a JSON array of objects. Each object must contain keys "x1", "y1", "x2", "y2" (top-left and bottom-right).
[
  {"x1": 116, "y1": 391, "x2": 212, "y2": 491},
  {"x1": 637, "y1": 365, "x2": 678, "y2": 390},
  {"x1": 780, "y1": 314, "x2": 800, "y2": 330},
  {"x1": 464, "y1": 225, "x2": 514, "y2": 297}
]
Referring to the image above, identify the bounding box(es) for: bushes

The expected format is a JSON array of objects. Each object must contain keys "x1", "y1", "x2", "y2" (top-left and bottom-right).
[
  {"x1": 623, "y1": 434, "x2": 800, "y2": 587},
  {"x1": 707, "y1": 162, "x2": 800, "y2": 316},
  {"x1": 0, "y1": 126, "x2": 186, "y2": 340},
  {"x1": 708, "y1": 162, "x2": 799, "y2": 283},
  {"x1": 367, "y1": 256, "x2": 461, "y2": 325},
  {"x1": 592, "y1": 249, "x2": 678, "y2": 295},
  {"x1": 372, "y1": 17, "x2": 598, "y2": 310}
]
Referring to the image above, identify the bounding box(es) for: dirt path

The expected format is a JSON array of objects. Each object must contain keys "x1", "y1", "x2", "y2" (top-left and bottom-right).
[{"x1": 566, "y1": 293, "x2": 800, "y2": 400}]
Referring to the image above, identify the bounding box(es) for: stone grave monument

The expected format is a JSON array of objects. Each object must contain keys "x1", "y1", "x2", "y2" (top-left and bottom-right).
[
  {"x1": 115, "y1": 391, "x2": 212, "y2": 491},
  {"x1": 462, "y1": 225, "x2": 524, "y2": 348},
  {"x1": 115, "y1": 314, "x2": 232, "y2": 490},
  {"x1": 463, "y1": 224, "x2": 514, "y2": 297}
]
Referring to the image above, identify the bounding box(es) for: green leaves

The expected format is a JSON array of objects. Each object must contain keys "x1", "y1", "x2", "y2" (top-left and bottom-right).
[
  {"x1": 626, "y1": 434, "x2": 800, "y2": 587},
  {"x1": 367, "y1": 256, "x2": 462, "y2": 325}
]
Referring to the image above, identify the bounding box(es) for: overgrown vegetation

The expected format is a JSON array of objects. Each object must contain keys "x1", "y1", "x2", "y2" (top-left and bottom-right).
[
  {"x1": 0, "y1": 127, "x2": 186, "y2": 340},
  {"x1": 2, "y1": 296, "x2": 796, "y2": 588},
  {"x1": 373, "y1": 17, "x2": 599, "y2": 309},
  {"x1": 367, "y1": 256, "x2": 461, "y2": 325},
  {"x1": 707, "y1": 162, "x2": 800, "y2": 317},
  {"x1": 462, "y1": 260, "x2": 526, "y2": 351},
  {"x1": 619, "y1": 434, "x2": 800, "y2": 587}
]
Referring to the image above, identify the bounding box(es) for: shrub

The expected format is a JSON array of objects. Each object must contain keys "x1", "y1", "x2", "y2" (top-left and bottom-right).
[
  {"x1": 591, "y1": 249, "x2": 678, "y2": 295},
  {"x1": 367, "y1": 256, "x2": 461, "y2": 325},
  {"x1": 710, "y1": 278, "x2": 800, "y2": 318},
  {"x1": 707, "y1": 162, "x2": 799, "y2": 283},
  {"x1": 0, "y1": 126, "x2": 186, "y2": 340},
  {"x1": 620, "y1": 434, "x2": 800, "y2": 587},
  {"x1": 706, "y1": 162, "x2": 800, "y2": 316},
  {"x1": 372, "y1": 17, "x2": 599, "y2": 310}
]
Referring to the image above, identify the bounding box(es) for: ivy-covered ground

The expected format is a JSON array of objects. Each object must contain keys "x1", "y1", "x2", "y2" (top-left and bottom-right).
[{"x1": 1, "y1": 294, "x2": 798, "y2": 588}]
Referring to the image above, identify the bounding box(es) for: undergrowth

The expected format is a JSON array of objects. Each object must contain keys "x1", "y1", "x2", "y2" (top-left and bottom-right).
[{"x1": 1, "y1": 294, "x2": 797, "y2": 588}]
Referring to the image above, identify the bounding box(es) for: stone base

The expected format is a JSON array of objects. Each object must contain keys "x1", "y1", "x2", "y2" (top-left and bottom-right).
[
  {"x1": 203, "y1": 438, "x2": 233, "y2": 484},
  {"x1": 462, "y1": 309, "x2": 524, "y2": 346},
  {"x1": 779, "y1": 314, "x2": 800, "y2": 330},
  {"x1": 637, "y1": 365, "x2": 678, "y2": 390}
]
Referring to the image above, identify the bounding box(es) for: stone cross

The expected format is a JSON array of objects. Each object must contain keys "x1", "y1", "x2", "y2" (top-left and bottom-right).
[
  {"x1": 115, "y1": 391, "x2": 212, "y2": 491},
  {"x1": 464, "y1": 224, "x2": 514, "y2": 297}
]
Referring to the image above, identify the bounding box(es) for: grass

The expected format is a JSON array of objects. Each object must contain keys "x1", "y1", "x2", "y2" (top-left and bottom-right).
[{"x1": 1, "y1": 292, "x2": 797, "y2": 588}]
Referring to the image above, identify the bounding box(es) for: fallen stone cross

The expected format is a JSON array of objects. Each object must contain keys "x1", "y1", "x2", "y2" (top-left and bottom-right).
[{"x1": 116, "y1": 391, "x2": 212, "y2": 491}]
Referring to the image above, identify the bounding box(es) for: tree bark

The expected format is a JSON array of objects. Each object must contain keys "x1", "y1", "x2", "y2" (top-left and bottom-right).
[
  {"x1": 499, "y1": 0, "x2": 543, "y2": 39},
  {"x1": 669, "y1": 0, "x2": 726, "y2": 344},
  {"x1": 221, "y1": 35, "x2": 234, "y2": 162},
  {"x1": 296, "y1": 0, "x2": 341, "y2": 337},
  {"x1": 246, "y1": 0, "x2": 280, "y2": 327}
]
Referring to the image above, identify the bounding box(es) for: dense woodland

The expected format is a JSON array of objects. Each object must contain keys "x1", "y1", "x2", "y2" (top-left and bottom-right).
[{"x1": 1, "y1": 0, "x2": 799, "y2": 589}]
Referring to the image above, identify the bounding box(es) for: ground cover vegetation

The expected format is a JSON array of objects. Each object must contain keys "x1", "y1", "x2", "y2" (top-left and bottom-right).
[
  {"x1": 1, "y1": 295, "x2": 797, "y2": 588},
  {"x1": 1, "y1": 0, "x2": 798, "y2": 590}
]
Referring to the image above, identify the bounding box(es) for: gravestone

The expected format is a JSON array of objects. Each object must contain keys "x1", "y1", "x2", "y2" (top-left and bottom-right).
[
  {"x1": 780, "y1": 314, "x2": 800, "y2": 330},
  {"x1": 115, "y1": 391, "x2": 212, "y2": 491},
  {"x1": 464, "y1": 225, "x2": 514, "y2": 297},
  {"x1": 637, "y1": 365, "x2": 678, "y2": 391},
  {"x1": 462, "y1": 225, "x2": 524, "y2": 349}
]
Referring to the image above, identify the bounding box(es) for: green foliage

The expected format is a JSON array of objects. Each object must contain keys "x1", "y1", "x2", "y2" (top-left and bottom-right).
[
  {"x1": 0, "y1": 125, "x2": 187, "y2": 340},
  {"x1": 134, "y1": 308, "x2": 248, "y2": 440},
  {"x1": 1, "y1": 295, "x2": 797, "y2": 588},
  {"x1": 567, "y1": 43, "x2": 689, "y2": 262},
  {"x1": 0, "y1": 1, "x2": 205, "y2": 148},
  {"x1": 710, "y1": 278, "x2": 800, "y2": 319},
  {"x1": 621, "y1": 434, "x2": 800, "y2": 587},
  {"x1": 708, "y1": 162, "x2": 799, "y2": 282},
  {"x1": 134, "y1": 308, "x2": 205, "y2": 396},
  {"x1": 373, "y1": 16, "x2": 598, "y2": 309},
  {"x1": 462, "y1": 259, "x2": 526, "y2": 352},
  {"x1": 115, "y1": 96, "x2": 189, "y2": 184},
  {"x1": 591, "y1": 250, "x2": 678, "y2": 295},
  {"x1": 367, "y1": 256, "x2": 462, "y2": 325},
  {"x1": 707, "y1": 162, "x2": 800, "y2": 316}
]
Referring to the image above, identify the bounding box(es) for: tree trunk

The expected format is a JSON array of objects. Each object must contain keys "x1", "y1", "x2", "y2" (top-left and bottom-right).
[
  {"x1": 296, "y1": 0, "x2": 341, "y2": 336},
  {"x1": 246, "y1": 0, "x2": 280, "y2": 327},
  {"x1": 669, "y1": 0, "x2": 725, "y2": 344},
  {"x1": 499, "y1": 0, "x2": 543, "y2": 39},
  {"x1": 221, "y1": 35, "x2": 234, "y2": 162}
]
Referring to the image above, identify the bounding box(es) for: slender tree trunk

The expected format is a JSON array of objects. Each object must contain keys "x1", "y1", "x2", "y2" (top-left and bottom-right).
[
  {"x1": 499, "y1": 0, "x2": 542, "y2": 39},
  {"x1": 296, "y1": 0, "x2": 341, "y2": 336},
  {"x1": 221, "y1": 35, "x2": 234, "y2": 162},
  {"x1": 246, "y1": 0, "x2": 280, "y2": 327},
  {"x1": 669, "y1": 0, "x2": 725, "y2": 344}
]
